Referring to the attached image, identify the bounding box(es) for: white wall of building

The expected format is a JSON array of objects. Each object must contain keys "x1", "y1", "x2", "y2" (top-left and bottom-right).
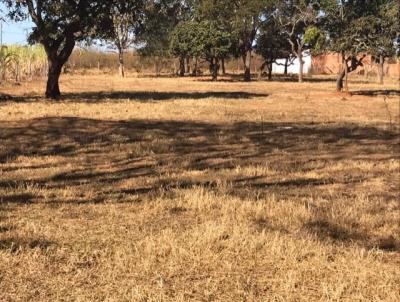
[{"x1": 272, "y1": 53, "x2": 312, "y2": 75}]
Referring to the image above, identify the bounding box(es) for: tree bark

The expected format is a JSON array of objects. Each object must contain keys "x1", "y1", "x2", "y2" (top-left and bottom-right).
[
  {"x1": 46, "y1": 58, "x2": 62, "y2": 99},
  {"x1": 284, "y1": 58, "x2": 289, "y2": 76},
  {"x1": 336, "y1": 68, "x2": 346, "y2": 92},
  {"x1": 211, "y1": 58, "x2": 219, "y2": 81},
  {"x1": 43, "y1": 37, "x2": 75, "y2": 99},
  {"x1": 267, "y1": 62, "x2": 273, "y2": 81},
  {"x1": 298, "y1": 49, "x2": 303, "y2": 83},
  {"x1": 336, "y1": 55, "x2": 365, "y2": 92},
  {"x1": 179, "y1": 56, "x2": 185, "y2": 77},
  {"x1": 192, "y1": 57, "x2": 198, "y2": 76},
  {"x1": 118, "y1": 48, "x2": 125, "y2": 77},
  {"x1": 243, "y1": 49, "x2": 252, "y2": 82},
  {"x1": 344, "y1": 58, "x2": 349, "y2": 92},
  {"x1": 221, "y1": 58, "x2": 226, "y2": 75},
  {"x1": 185, "y1": 57, "x2": 191, "y2": 74},
  {"x1": 336, "y1": 55, "x2": 346, "y2": 92}
]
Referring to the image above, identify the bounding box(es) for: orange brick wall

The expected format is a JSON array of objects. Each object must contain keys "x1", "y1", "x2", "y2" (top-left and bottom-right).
[{"x1": 312, "y1": 53, "x2": 399, "y2": 79}]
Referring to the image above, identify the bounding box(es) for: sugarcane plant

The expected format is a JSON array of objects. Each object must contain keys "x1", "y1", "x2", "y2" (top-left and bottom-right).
[{"x1": 0, "y1": 44, "x2": 47, "y2": 84}]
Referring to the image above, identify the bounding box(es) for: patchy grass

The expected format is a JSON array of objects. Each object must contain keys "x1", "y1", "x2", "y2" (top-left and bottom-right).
[{"x1": 0, "y1": 74, "x2": 399, "y2": 301}]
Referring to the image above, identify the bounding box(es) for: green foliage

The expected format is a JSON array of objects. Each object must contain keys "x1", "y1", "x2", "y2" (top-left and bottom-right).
[
  {"x1": 304, "y1": 26, "x2": 325, "y2": 54},
  {"x1": 274, "y1": 0, "x2": 319, "y2": 52},
  {"x1": 170, "y1": 20, "x2": 231, "y2": 62},
  {"x1": 138, "y1": 0, "x2": 193, "y2": 57},
  {"x1": 369, "y1": 0, "x2": 399, "y2": 58},
  {"x1": 170, "y1": 20, "x2": 232, "y2": 79},
  {"x1": 195, "y1": 21, "x2": 232, "y2": 62},
  {"x1": 1, "y1": 0, "x2": 105, "y2": 46},
  {"x1": 320, "y1": 0, "x2": 398, "y2": 57},
  {"x1": 98, "y1": 0, "x2": 145, "y2": 52},
  {"x1": 256, "y1": 20, "x2": 292, "y2": 63},
  {"x1": 169, "y1": 21, "x2": 198, "y2": 58},
  {"x1": 1, "y1": 0, "x2": 110, "y2": 97}
]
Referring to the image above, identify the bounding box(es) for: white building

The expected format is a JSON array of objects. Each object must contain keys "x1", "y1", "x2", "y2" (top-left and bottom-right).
[{"x1": 272, "y1": 53, "x2": 312, "y2": 75}]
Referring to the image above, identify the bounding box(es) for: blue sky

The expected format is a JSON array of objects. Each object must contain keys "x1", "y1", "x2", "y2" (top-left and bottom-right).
[
  {"x1": 1, "y1": 4, "x2": 33, "y2": 45},
  {"x1": 1, "y1": 20, "x2": 33, "y2": 45}
]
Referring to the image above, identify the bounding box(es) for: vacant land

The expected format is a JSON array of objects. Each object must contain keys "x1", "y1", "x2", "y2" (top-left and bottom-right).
[{"x1": 0, "y1": 75, "x2": 399, "y2": 301}]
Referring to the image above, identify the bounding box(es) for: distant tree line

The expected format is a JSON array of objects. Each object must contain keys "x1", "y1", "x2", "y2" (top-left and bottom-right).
[{"x1": 1, "y1": 0, "x2": 399, "y2": 98}]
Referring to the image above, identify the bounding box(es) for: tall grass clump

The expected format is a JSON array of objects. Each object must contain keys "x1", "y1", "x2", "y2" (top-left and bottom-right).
[{"x1": 0, "y1": 44, "x2": 47, "y2": 83}]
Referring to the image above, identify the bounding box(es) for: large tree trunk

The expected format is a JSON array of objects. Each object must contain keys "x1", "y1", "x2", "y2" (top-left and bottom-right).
[
  {"x1": 211, "y1": 58, "x2": 219, "y2": 81},
  {"x1": 192, "y1": 57, "x2": 198, "y2": 76},
  {"x1": 118, "y1": 48, "x2": 125, "y2": 77},
  {"x1": 243, "y1": 49, "x2": 252, "y2": 82},
  {"x1": 185, "y1": 57, "x2": 191, "y2": 74},
  {"x1": 344, "y1": 59, "x2": 349, "y2": 91},
  {"x1": 45, "y1": 56, "x2": 63, "y2": 99},
  {"x1": 284, "y1": 58, "x2": 289, "y2": 76},
  {"x1": 221, "y1": 58, "x2": 226, "y2": 75},
  {"x1": 298, "y1": 49, "x2": 304, "y2": 83},
  {"x1": 179, "y1": 56, "x2": 185, "y2": 77},
  {"x1": 336, "y1": 56, "x2": 346, "y2": 92},
  {"x1": 336, "y1": 69, "x2": 346, "y2": 92},
  {"x1": 377, "y1": 55, "x2": 384, "y2": 85},
  {"x1": 336, "y1": 55, "x2": 365, "y2": 92},
  {"x1": 44, "y1": 36, "x2": 75, "y2": 99},
  {"x1": 267, "y1": 62, "x2": 273, "y2": 81}
]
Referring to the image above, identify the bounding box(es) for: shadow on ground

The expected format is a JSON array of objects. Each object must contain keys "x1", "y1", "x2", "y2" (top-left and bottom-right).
[
  {"x1": 351, "y1": 89, "x2": 400, "y2": 97},
  {"x1": 0, "y1": 237, "x2": 54, "y2": 253},
  {"x1": 0, "y1": 117, "x2": 399, "y2": 251},
  {"x1": 1, "y1": 91, "x2": 269, "y2": 103},
  {"x1": 1, "y1": 117, "x2": 398, "y2": 194}
]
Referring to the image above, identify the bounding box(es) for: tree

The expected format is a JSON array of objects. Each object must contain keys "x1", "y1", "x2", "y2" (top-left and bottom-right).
[
  {"x1": 138, "y1": 0, "x2": 191, "y2": 76},
  {"x1": 99, "y1": 0, "x2": 145, "y2": 77},
  {"x1": 1, "y1": 0, "x2": 106, "y2": 99},
  {"x1": 366, "y1": 0, "x2": 400, "y2": 84},
  {"x1": 197, "y1": 0, "x2": 271, "y2": 81},
  {"x1": 274, "y1": 0, "x2": 318, "y2": 83},
  {"x1": 170, "y1": 20, "x2": 231, "y2": 81},
  {"x1": 137, "y1": 12, "x2": 173, "y2": 76},
  {"x1": 320, "y1": 0, "x2": 398, "y2": 91},
  {"x1": 232, "y1": 0, "x2": 272, "y2": 81},
  {"x1": 256, "y1": 20, "x2": 294, "y2": 80},
  {"x1": 169, "y1": 21, "x2": 197, "y2": 76},
  {"x1": 197, "y1": 21, "x2": 232, "y2": 81}
]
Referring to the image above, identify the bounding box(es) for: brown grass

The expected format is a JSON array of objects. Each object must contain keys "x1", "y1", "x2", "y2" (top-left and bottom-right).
[{"x1": 0, "y1": 74, "x2": 399, "y2": 301}]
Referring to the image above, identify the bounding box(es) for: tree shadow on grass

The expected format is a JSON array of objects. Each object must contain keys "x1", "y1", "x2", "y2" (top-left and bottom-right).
[
  {"x1": 1, "y1": 90, "x2": 269, "y2": 104},
  {"x1": 351, "y1": 89, "x2": 400, "y2": 97},
  {"x1": 0, "y1": 117, "x2": 399, "y2": 250},
  {"x1": 0, "y1": 237, "x2": 54, "y2": 253},
  {"x1": 0, "y1": 193, "x2": 35, "y2": 204},
  {"x1": 305, "y1": 219, "x2": 399, "y2": 252},
  {"x1": 61, "y1": 91, "x2": 269, "y2": 102},
  {"x1": 0, "y1": 117, "x2": 398, "y2": 194}
]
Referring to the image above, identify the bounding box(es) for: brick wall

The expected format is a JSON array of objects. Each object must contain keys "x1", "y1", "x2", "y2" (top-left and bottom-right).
[{"x1": 312, "y1": 53, "x2": 399, "y2": 79}]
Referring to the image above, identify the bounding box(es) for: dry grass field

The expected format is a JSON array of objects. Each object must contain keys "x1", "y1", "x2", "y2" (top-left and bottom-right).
[{"x1": 0, "y1": 74, "x2": 399, "y2": 301}]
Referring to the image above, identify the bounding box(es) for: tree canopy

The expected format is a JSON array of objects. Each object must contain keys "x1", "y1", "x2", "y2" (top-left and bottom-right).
[
  {"x1": 170, "y1": 20, "x2": 232, "y2": 80},
  {"x1": 2, "y1": 0, "x2": 108, "y2": 98}
]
